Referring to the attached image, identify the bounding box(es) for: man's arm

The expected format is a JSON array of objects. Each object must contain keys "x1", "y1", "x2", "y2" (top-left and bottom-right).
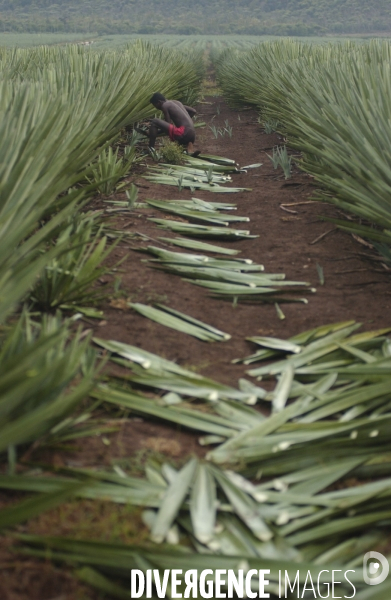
[
  {"x1": 183, "y1": 105, "x2": 197, "y2": 118},
  {"x1": 162, "y1": 105, "x2": 172, "y2": 123}
]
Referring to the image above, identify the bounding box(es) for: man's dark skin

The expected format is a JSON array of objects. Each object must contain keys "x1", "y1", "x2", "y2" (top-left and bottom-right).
[{"x1": 149, "y1": 93, "x2": 197, "y2": 152}]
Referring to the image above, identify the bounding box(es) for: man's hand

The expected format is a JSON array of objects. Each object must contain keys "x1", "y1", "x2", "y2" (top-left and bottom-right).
[
  {"x1": 162, "y1": 106, "x2": 171, "y2": 123},
  {"x1": 184, "y1": 105, "x2": 197, "y2": 119}
]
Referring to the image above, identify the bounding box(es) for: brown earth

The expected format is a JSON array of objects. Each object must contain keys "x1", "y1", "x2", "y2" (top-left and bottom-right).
[
  {"x1": 1, "y1": 94, "x2": 390, "y2": 600},
  {"x1": 91, "y1": 95, "x2": 390, "y2": 390}
]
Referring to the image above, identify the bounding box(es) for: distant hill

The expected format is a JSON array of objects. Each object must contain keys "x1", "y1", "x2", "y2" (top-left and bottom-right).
[{"x1": 0, "y1": 0, "x2": 389, "y2": 35}]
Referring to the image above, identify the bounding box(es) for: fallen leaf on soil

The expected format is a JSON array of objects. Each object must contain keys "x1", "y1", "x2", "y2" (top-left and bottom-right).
[{"x1": 352, "y1": 234, "x2": 374, "y2": 249}]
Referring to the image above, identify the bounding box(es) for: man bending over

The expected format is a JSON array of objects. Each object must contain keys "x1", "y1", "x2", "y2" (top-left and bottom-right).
[{"x1": 148, "y1": 92, "x2": 197, "y2": 153}]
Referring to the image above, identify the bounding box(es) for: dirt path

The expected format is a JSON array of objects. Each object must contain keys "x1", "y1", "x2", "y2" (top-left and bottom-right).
[
  {"x1": 69, "y1": 93, "x2": 391, "y2": 466},
  {"x1": 2, "y1": 94, "x2": 391, "y2": 600},
  {"x1": 51, "y1": 92, "x2": 391, "y2": 471},
  {"x1": 94, "y1": 96, "x2": 391, "y2": 386}
]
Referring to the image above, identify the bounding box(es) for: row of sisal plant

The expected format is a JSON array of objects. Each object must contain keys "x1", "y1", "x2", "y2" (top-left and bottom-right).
[
  {"x1": 0, "y1": 41, "x2": 203, "y2": 455},
  {"x1": 214, "y1": 39, "x2": 391, "y2": 263}
]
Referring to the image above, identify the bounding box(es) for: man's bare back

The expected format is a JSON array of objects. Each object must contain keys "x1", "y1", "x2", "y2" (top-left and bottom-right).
[{"x1": 165, "y1": 100, "x2": 196, "y2": 130}]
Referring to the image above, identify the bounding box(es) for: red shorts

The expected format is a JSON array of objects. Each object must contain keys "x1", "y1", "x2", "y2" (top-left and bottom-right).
[{"x1": 169, "y1": 124, "x2": 185, "y2": 141}]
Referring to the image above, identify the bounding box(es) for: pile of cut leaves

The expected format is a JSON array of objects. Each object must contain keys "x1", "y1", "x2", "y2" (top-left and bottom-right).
[
  {"x1": 4, "y1": 322, "x2": 391, "y2": 598},
  {"x1": 148, "y1": 197, "x2": 256, "y2": 240},
  {"x1": 135, "y1": 194, "x2": 313, "y2": 308},
  {"x1": 144, "y1": 154, "x2": 253, "y2": 193},
  {"x1": 128, "y1": 303, "x2": 231, "y2": 342},
  {"x1": 140, "y1": 243, "x2": 313, "y2": 306}
]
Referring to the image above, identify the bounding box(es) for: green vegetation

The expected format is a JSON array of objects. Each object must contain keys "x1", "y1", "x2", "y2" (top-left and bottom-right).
[
  {"x1": 0, "y1": 0, "x2": 389, "y2": 36},
  {"x1": 159, "y1": 139, "x2": 185, "y2": 165},
  {"x1": 0, "y1": 32, "x2": 85, "y2": 45},
  {"x1": 1, "y1": 34, "x2": 391, "y2": 600},
  {"x1": 11, "y1": 322, "x2": 391, "y2": 597},
  {"x1": 0, "y1": 33, "x2": 379, "y2": 51},
  {"x1": 86, "y1": 145, "x2": 138, "y2": 195},
  {"x1": 0, "y1": 39, "x2": 203, "y2": 479},
  {"x1": 29, "y1": 212, "x2": 119, "y2": 312},
  {"x1": 215, "y1": 39, "x2": 391, "y2": 264}
]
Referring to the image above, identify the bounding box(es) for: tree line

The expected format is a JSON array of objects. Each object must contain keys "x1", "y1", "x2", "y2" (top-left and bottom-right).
[{"x1": 0, "y1": 0, "x2": 389, "y2": 35}]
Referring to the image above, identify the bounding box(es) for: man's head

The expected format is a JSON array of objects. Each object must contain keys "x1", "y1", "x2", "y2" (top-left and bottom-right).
[{"x1": 150, "y1": 92, "x2": 166, "y2": 109}]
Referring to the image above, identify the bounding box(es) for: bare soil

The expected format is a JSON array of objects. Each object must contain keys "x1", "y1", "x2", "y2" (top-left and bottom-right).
[
  {"x1": 1, "y1": 95, "x2": 390, "y2": 600},
  {"x1": 92, "y1": 96, "x2": 390, "y2": 389}
]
